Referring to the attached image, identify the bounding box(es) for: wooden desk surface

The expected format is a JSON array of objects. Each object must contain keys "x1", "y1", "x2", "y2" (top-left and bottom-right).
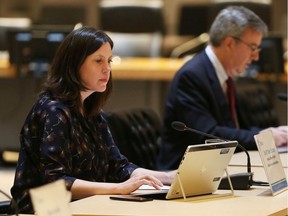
[
  {"x1": 1, "y1": 153, "x2": 287, "y2": 215},
  {"x1": 1, "y1": 57, "x2": 286, "y2": 82},
  {"x1": 70, "y1": 190, "x2": 287, "y2": 216},
  {"x1": 230, "y1": 150, "x2": 288, "y2": 168},
  {"x1": 0, "y1": 60, "x2": 16, "y2": 78},
  {"x1": 69, "y1": 153, "x2": 288, "y2": 216},
  {"x1": 110, "y1": 57, "x2": 185, "y2": 81},
  {"x1": 0, "y1": 57, "x2": 186, "y2": 80}
]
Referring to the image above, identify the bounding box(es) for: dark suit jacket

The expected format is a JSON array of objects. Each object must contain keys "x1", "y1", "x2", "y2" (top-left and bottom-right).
[{"x1": 157, "y1": 51, "x2": 261, "y2": 170}]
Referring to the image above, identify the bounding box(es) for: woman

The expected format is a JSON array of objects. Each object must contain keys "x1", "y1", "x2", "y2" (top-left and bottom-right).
[{"x1": 11, "y1": 26, "x2": 175, "y2": 213}]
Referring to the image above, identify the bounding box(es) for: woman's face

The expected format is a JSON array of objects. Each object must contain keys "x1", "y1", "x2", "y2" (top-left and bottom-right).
[{"x1": 79, "y1": 42, "x2": 112, "y2": 100}]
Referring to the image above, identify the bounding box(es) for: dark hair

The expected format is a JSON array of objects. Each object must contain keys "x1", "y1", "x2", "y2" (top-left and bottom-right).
[{"x1": 42, "y1": 26, "x2": 114, "y2": 117}]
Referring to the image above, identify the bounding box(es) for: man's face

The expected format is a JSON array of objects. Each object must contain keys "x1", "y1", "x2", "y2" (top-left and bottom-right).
[{"x1": 226, "y1": 28, "x2": 263, "y2": 78}]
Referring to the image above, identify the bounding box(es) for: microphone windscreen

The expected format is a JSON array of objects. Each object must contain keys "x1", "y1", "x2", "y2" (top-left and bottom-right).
[
  {"x1": 277, "y1": 93, "x2": 287, "y2": 101},
  {"x1": 171, "y1": 121, "x2": 186, "y2": 131}
]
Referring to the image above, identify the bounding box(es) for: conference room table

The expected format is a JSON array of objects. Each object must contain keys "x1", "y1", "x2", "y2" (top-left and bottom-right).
[
  {"x1": 1, "y1": 56, "x2": 286, "y2": 81},
  {"x1": 0, "y1": 57, "x2": 287, "y2": 215},
  {"x1": 0, "y1": 151, "x2": 287, "y2": 216},
  {"x1": 0, "y1": 56, "x2": 187, "y2": 114},
  {"x1": 0, "y1": 56, "x2": 186, "y2": 79},
  {"x1": 111, "y1": 56, "x2": 186, "y2": 81},
  {"x1": 69, "y1": 151, "x2": 288, "y2": 216}
]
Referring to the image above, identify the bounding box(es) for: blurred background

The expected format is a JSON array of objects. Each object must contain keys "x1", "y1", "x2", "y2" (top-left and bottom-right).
[
  {"x1": 0, "y1": 0, "x2": 286, "y2": 36},
  {"x1": 0, "y1": 0, "x2": 287, "y2": 153}
]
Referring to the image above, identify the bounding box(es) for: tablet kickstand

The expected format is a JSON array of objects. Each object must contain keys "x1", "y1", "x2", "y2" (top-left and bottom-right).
[
  {"x1": 177, "y1": 172, "x2": 187, "y2": 200},
  {"x1": 176, "y1": 168, "x2": 234, "y2": 201}
]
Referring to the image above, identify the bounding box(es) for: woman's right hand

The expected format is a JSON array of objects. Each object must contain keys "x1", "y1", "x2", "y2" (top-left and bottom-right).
[{"x1": 116, "y1": 173, "x2": 163, "y2": 195}]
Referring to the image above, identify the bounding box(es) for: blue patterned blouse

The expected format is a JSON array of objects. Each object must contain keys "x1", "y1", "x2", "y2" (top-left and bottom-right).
[{"x1": 11, "y1": 91, "x2": 138, "y2": 213}]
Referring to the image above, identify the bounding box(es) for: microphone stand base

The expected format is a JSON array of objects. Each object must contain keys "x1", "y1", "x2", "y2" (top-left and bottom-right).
[{"x1": 219, "y1": 172, "x2": 253, "y2": 190}]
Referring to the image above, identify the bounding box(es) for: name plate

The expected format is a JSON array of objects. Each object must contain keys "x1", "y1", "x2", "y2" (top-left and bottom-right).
[
  {"x1": 30, "y1": 179, "x2": 71, "y2": 216},
  {"x1": 254, "y1": 131, "x2": 288, "y2": 195}
]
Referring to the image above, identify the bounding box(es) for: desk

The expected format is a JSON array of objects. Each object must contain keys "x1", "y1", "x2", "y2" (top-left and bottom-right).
[
  {"x1": 230, "y1": 150, "x2": 288, "y2": 168},
  {"x1": 69, "y1": 152, "x2": 288, "y2": 216},
  {"x1": 70, "y1": 194, "x2": 287, "y2": 216},
  {"x1": 0, "y1": 58, "x2": 185, "y2": 80},
  {"x1": 0, "y1": 58, "x2": 185, "y2": 117},
  {"x1": 1, "y1": 58, "x2": 286, "y2": 120},
  {"x1": 0, "y1": 167, "x2": 15, "y2": 202},
  {"x1": 0, "y1": 59, "x2": 16, "y2": 78},
  {"x1": 111, "y1": 57, "x2": 185, "y2": 81},
  {"x1": 1, "y1": 57, "x2": 286, "y2": 82},
  {"x1": 0, "y1": 153, "x2": 287, "y2": 215},
  {"x1": 106, "y1": 57, "x2": 185, "y2": 116}
]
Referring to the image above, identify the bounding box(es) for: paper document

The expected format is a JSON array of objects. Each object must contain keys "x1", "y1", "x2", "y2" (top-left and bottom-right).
[{"x1": 138, "y1": 185, "x2": 170, "y2": 190}]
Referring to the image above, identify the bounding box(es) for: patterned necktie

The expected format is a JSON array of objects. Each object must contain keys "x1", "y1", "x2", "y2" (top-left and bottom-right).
[{"x1": 226, "y1": 77, "x2": 238, "y2": 127}]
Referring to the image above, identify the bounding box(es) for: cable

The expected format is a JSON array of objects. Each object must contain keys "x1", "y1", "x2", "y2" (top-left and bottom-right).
[
  {"x1": 251, "y1": 180, "x2": 269, "y2": 187},
  {"x1": 0, "y1": 189, "x2": 19, "y2": 216}
]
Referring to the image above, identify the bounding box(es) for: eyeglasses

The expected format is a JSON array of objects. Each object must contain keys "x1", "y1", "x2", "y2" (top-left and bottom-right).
[{"x1": 231, "y1": 36, "x2": 261, "y2": 54}]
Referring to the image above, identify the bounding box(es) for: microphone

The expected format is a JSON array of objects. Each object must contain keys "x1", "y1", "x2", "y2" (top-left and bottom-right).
[
  {"x1": 171, "y1": 121, "x2": 254, "y2": 190},
  {"x1": 277, "y1": 93, "x2": 287, "y2": 101}
]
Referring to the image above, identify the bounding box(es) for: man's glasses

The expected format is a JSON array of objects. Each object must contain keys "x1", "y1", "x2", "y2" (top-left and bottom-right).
[{"x1": 231, "y1": 36, "x2": 261, "y2": 54}]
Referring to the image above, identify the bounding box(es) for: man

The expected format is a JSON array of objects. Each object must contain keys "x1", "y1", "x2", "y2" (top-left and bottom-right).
[{"x1": 157, "y1": 6, "x2": 288, "y2": 170}]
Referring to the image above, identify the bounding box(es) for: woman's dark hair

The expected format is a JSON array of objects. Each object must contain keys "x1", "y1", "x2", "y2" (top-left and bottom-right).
[{"x1": 42, "y1": 26, "x2": 114, "y2": 117}]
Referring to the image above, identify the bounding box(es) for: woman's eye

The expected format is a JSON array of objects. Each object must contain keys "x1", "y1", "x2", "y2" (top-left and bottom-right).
[{"x1": 95, "y1": 59, "x2": 103, "y2": 63}]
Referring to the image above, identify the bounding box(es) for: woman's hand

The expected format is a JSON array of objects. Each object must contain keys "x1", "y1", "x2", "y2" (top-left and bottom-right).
[
  {"x1": 70, "y1": 169, "x2": 177, "y2": 199},
  {"x1": 116, "y1": 172, "x2": 163, "y2": 195},
  {"x1": 114, "y1": 168, "x2": 177, "y2": 195}
]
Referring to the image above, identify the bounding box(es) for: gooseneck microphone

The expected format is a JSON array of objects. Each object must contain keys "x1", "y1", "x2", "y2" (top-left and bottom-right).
[
  {"x1": 171, "y1": 121, "x2": 258, "y2": 190},
  {"x1": 171, "y1": 121, "x2": 251, "y2": 173},
  {"x1": 277, "y1": 93, "x2": 287, "y2": 101}
]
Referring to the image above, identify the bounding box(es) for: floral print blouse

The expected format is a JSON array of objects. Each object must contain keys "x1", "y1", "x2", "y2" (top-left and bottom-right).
[{"x1": 11, "y1": 91, "x2": 138, "y2": 213}]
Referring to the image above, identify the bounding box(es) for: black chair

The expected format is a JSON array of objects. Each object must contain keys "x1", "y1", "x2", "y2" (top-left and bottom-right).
[
  {"x1": 178, "y1": 4, "x2": 210, "y2": 36},
  {"x1": 0, "y1": 18, "x2": 31, "y2": 51},
  {"x1": 207, "y1": 2, "x2": 271, "y2": 29},
  {"x1": 248, "y1": 35, "x2": 285, "y2": 74},
  {"x1": 99, "y1": 0, "x2": 165, "y2": 34},
  {"x1": 178, "y1": 2, "x2": 271, "y2": 37},
  {"x1": 98, "y1": 0, "x2": 165, "y2": 57},
  {"x1": 236, "y1": 78, "x2": 279, "y2": 129},
  {"x1": 106, "y1": 108, "x2": 162, "y2": 170},
  {"x1": 37, "y1": 5, "x2": 86, "y2": 25}
]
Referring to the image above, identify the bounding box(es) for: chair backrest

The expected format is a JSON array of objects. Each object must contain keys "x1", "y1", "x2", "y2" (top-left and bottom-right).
[
  {"x1": 178, "y1": 2, "x2": 271, "y2": 36},
  {"x1": 99, "y1": 0, "x2": 165, "y2": 34},
  {"x1": 107, "y1": 32, "x2": 162, "y2": 57},
  {"x1": 178, "y1": 4, "x2": 210, "y2": 36},
  {"x1": 0, "y1": 17, "x2": 31, "y2": 51},
  {"x1": 99, "y1": 0, "x2": 165, "y2": 57},
  {"x1": 248, "y1": 35, "x2": 285, "y2": 74},
  {"x1": 207, "y1": 2, "x2": 271, "y2": 29},
  {"x1": 105, "y1": 108, "x2": 162, "y2": 170},
  {"x1": 236, "y1": 78, "x2": 279, "y2": 129},
  {"x1": 37, "y1": 5, "x2": 86, "y2": 25}
]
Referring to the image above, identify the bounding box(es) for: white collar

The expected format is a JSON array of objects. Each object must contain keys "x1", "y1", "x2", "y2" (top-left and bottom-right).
[{"x1": 205, "y1": 45, "x2": 228, "y2": 92}]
